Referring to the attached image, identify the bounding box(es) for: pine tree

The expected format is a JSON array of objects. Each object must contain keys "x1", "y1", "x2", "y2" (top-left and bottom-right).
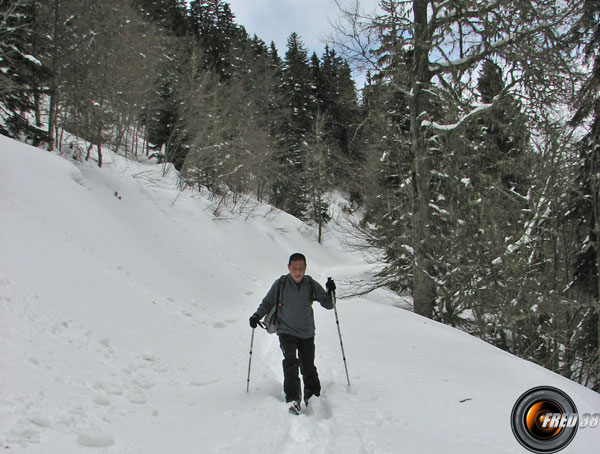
[
  {"x1": 131, "y1": 0, "x2": 188, "y2": 36},
  {"x1": 304, "y1": 113, "x2": 333, "y2": 243},
  {"x1": 133, "y1": 0, "x2": 191, "y2": 168},
  {"x1": 0, "y1": 0, "x2": 49, "y2": 144},
  {"x1": 474, "y1": 60, "x2": 530, "y2": 191},
  {"x1": 270, "y1": 33, "x2": 315, "y2": 218},
  {"x1": 352, "y1": 1, "x2": 415, "y2": 297},
  {"x1": 142, "y1": 53, "x2": 192, "y2": 169},
  {"x1": 431, "y1": 59, "x2": 532, "y2": 329},
  {"x1": 314, "y1": 46, "x2": 359, "y2": 184},
  {"x1": 282, "y1": 33, "x2": 315, "y2": 138},
  {"x1": 570, "y1": 0, "x2": 600, "y2": 300},
  {"x1": 567, "y1": 0, "x2": 600, "y2": 388},
  {"x1": 188, "y1": 0, "x2": 246, "y2": 80}
]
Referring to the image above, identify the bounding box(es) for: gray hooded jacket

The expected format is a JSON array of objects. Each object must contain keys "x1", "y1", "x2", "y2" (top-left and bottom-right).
[{"x1": 256, "y1": 274, "x2": 333, "y2": 339}]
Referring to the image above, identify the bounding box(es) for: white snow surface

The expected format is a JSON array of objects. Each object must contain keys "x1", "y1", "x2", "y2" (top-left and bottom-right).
[{"x1": 1, "y1": 134, "x2": 599, "y2": 453}]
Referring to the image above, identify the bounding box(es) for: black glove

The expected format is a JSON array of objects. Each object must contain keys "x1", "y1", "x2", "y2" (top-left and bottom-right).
[
  {"x1": 326, "y1": 277, "x2": 336, "y2": 294},
  {"x1": 249, "y1": 313, "x2": 260, "y2": 328}
]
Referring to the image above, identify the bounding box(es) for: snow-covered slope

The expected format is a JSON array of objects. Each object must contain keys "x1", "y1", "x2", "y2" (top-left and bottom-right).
[{"x1": 1, "y1": 134, "x2": 598, "y2": 453}]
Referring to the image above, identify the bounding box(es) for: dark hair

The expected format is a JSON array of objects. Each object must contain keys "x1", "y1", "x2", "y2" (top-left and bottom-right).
[{"x1": 288, "y1": 253, "x2": 306, "y2": 265}]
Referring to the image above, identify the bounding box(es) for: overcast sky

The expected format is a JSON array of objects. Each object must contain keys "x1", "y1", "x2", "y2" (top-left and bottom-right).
[{"x1": 225, "y1": 0, "x2": 379, "y2": 56}]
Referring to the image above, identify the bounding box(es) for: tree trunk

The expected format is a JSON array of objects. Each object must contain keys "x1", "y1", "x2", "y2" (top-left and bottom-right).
[
  {"x1": 47, "y1": 91, "x2": 57, "y2": 151},
  {"x1": 97, "y1": 143, "x2": 102, "y2": 167},
  {"x1": 114, "y1": 124, "x2": 126, "y2": 155},
  {"x1": 410, "y1": 0, "x2": 435, "y2": 318},
  {"x1": 593, "y1": 126, "x2": 600, "y2": 387},
  {"x1": 31, "y1": 0, "x2": 42, "y2": 143},
  {"x1": 47, "y1": 0, "x2": 61, "y2": 152},
  {"x1": 318, "y1": 218, "x2": 323, "y2": 244}
]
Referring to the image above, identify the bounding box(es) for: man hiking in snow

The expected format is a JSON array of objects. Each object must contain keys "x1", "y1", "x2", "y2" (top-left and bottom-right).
[{"x1": 249, "y1": 253, "x2": 336, "y2": 414}]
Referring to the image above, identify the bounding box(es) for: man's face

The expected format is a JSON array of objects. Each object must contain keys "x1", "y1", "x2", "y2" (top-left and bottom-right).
[{"x1": 288, "y1": 260, "x2": 306, "y2": 283}]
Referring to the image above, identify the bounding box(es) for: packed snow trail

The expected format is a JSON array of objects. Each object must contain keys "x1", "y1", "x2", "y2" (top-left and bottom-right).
[{"x1": 1, "y1": 135, "x2": 599, "y2": 453}]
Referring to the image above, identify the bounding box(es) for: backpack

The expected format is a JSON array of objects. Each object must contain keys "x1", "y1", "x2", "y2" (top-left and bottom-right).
[
  {"x1": 263, "y1": 275, "x2": 317, "y2": 334},
  {"x1": 263, "y1": 275, "x2": 287, "y2": 334}
]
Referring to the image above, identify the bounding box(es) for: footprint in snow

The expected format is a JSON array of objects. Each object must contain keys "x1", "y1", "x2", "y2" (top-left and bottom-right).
[
  {"x1": 128, "y1": 393, "x2": 146, "y2": 405},
  {"x1": 141, "y1": 352, "x2": 156, "y2": 362},
  {"x1": 93, "y1": 396, "x2": 111, "y2": 406},
  {"x1": 97, "y1": 381, "x2": 123, "y2": 396},
  {"x1": 77, "y1": 429, "x2": 114, "y2": 448},
  {"x1": 98, "y1": 337, "x2": 111, "y2": 347},
  {"x1": 5, "y1": 415, "x2": 51, "y2": 448},
  {"x1": 5, "y1": 427, "x2": 41, "y2": 446}
]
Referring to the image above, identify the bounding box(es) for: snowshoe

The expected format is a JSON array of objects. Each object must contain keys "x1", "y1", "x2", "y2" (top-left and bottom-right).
[{"x1": 288, "y1": 400, "x2": 301, "y2": 415}]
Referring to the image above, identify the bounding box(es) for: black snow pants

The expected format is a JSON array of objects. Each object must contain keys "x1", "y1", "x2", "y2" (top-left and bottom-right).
[{"x1": 278, "y1": 333, "x2": 321, "y2": 403}]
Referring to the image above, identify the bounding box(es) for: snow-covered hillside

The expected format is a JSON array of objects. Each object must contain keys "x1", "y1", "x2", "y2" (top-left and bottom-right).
[{"x1": 1, "y1": 135, "x2": 599, "y2": 453}]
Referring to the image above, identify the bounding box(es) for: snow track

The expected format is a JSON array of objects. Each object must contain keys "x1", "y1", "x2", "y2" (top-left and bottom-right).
[{"x1": 1, "y1": 135, "x2": 599, "y2": 453}]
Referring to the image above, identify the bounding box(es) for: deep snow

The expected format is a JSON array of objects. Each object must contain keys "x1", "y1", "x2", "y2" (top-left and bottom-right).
[{"x1": 1, "y1": 134, "x2": 599, "y2": 453}]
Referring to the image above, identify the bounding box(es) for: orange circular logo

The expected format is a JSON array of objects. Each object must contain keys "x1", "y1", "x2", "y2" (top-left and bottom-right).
[{"x1": 511, "y1": 387, "x2": 578, "y2": 453}]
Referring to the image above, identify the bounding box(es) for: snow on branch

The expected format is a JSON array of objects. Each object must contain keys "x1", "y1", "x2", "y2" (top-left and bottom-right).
[
  {"x1": 421, "y1": 102, "x2": 492, "y2": 132},
  {"x1": 494, "y1": 176, "x2": 553, "y2": 266}
]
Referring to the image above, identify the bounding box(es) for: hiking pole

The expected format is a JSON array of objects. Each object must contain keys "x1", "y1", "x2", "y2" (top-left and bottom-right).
[
  {"x1": 329, "y1": 277, "x2": 350, "y2": 387},
  {"x1": 246, "y1": 327, "x2": 256, "y2": 392}
]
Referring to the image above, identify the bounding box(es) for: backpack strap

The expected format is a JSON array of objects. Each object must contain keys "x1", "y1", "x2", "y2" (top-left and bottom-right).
[
  {"x1": 276, "y1": 274, "x2": 287, "y2": 308},
  {"x1": 304, "y1": 275, "x2": 316, "y2": 301},
  {"x1": 275, "y1": 274, "x2": 316, "y2": 305}
]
